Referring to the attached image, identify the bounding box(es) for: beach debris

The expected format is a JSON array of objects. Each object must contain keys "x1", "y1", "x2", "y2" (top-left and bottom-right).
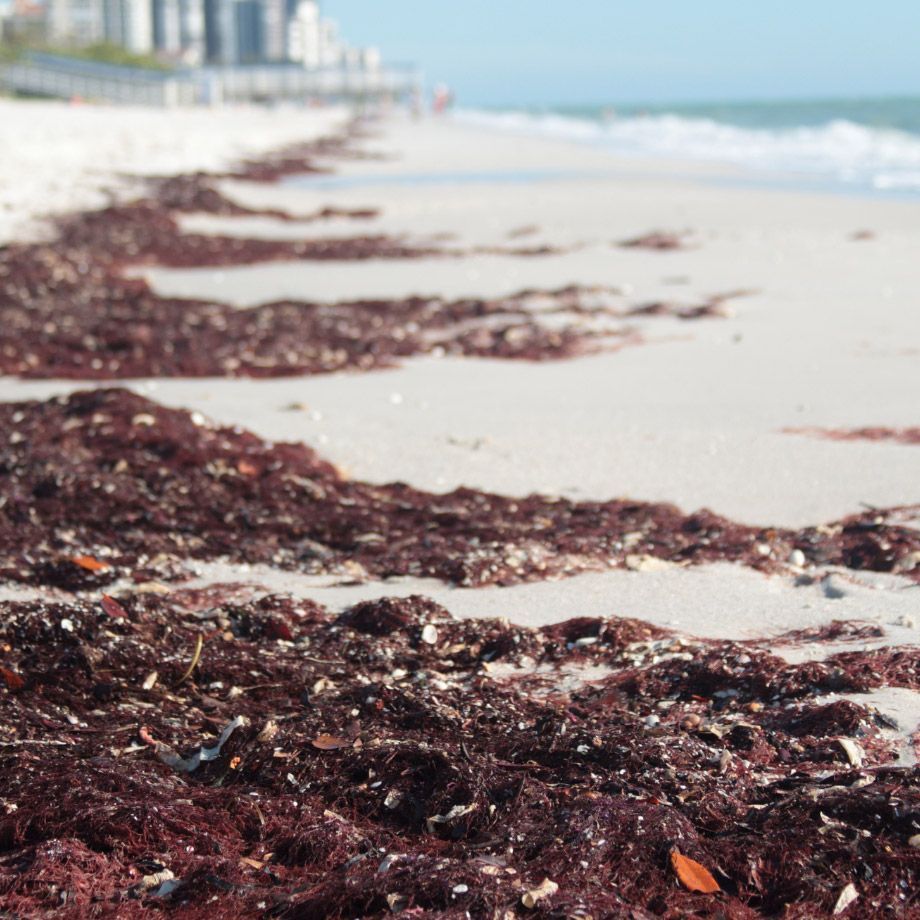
[
  {"x1": 670, "y1": 850, "x2": 720, "y2": 894},
  {"x1": 833, "y1": 882, "x2": 859, "y2": 914},
  {"x1": 618, "y1": 230, "x2": 691, "y2": 251},
  {"x1": 176, "y1": 633, "x2": 204, "y2": 685},
  {"x1": 420, "y1": 623, "x2": 439, "y2": 645},
  {"x1": 625, "y1": 553, "x2": 672, "y2": 572},
  {"x1": 100, "y1": 594, "x2": 128, "y2": 618},
  {"x1": 386, "y1": 892, "x2": 409, "y2": 912},
  {"x1": 838, "y1": 737, "x2": 865, "y2": 768},
  {"x1": 312, "y1": 733, "x2": 352, "y2": 751},
  {"x1": 784, "y1": 425, "x2": 920, "y2": 446},
  {"x1": 70, "y1": 554, "x2": 109, "y2": 573},
  {"x1": 130, "y1": 867, "x2": 181, "y2": 899},
  {"x1": 426, "y1": 803, "x2": 477, "y2": 834},
  {"x1": 152, "y1": 715, "x2": 248, "y2": 773},
  {"x1": 521, "y1": 878, "x2": 558, "y2": 908}
]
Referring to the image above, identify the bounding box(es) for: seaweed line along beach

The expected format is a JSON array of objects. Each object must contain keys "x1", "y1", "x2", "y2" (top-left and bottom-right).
[{"x1": 0, "y1": 100, "x2": 918, "y2": 918}]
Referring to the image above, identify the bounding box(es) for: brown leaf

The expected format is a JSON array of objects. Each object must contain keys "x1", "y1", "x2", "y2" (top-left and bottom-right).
[
  {"x1": 71, "y1": 555, "x2": 110, "y2": 573},
  {"x1": 670, "y1": 849, "x2": 720, "y2": 894},
  {"x1": 100, "y1": 594, "x2": 127, "y2": 618},
  {"x1": 312, "y1": 733, "x2": 351, "y2": 751},
  {"x1": 237, "y1": 460, "x2": 259, "y2": 477},
  {"x1": 1, "y1": 667, "x2": 25, "y2": 691}
]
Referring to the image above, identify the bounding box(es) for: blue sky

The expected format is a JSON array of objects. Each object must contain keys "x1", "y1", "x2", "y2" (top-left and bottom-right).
[{"x1": 324, "y1": 1, "x2": 920, "y2": 107}]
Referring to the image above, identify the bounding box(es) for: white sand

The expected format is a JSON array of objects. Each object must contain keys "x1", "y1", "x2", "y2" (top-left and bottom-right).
[
  {"x1": 124, "y1": 120, "x2": 919, "y2": 528},
  {"x1": 0, "y1": 98, "x2": 347, "y2": 244},
  {"x1": 1, "y1": 108, "x2": 918, "y2": 748}
]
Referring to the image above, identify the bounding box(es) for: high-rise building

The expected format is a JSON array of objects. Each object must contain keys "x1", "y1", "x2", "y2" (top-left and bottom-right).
[
  {"x1": 203, "y1": 0, "x2": 235, "y2": 63},
  {"x1": 152, "y1": 0, "x2": 180, "y2": 51},
  {"x1": 260, "y1": 0, "x2": 285, "y2": 61},
  {"x1": 26, "y1": 0, "x2": 383, "y2": 74},
  {"x1": 178, "y1": 0, "x2": 205, "y2": 62},
  {"x1": 233, "y1": 0, "x2": 261, "y2": 62},
  {"x1": 285, "y1": 0, "x2": 318, "y2": 68},
  {"x1": 104, "y1": 0, "x2": 153, "y2": 53},
  {"x1": 47, "y1": 0, "x2": 105, "y2": 45}
]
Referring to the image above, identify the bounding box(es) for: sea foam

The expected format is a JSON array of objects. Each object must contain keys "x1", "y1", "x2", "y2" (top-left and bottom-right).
[{"x1": 458, "y1": 107, "x2": 920, "y2": 194}]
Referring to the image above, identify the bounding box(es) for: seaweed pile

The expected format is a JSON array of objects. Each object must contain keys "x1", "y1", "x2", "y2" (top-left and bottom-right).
[
  {"x1": 785, "y1": 427, "x2": 920, "y2": 447},
  {"x1": 0, "y1": 262, "x2": 735, "y2": 378},
  {"x1": 618, "y1": 231, "x2": 692, "y2": 251},
  {"x1": 1, "y1": 389, "x2": 917, "y2": 590},
  {"x1": 0, "y1": 134, "x2": 734, "y2": 380},
  {"x1": 0, "y1": 591, "x2": 916, "y2": 917}
]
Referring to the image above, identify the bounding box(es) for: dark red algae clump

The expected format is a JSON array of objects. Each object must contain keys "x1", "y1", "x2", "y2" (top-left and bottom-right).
[
  {"x1": 0, "y1": 266, "x2": 636, "y2": 379},
  {"x1": 0, "y1": 266, "x2": 728, "y2": 379},
  {"x1": 785, "y1": 426, "x2": 920, "y2": 447},
  {"x1": 0, "y1": 591, "x2": 917, "y2": 918},
  {"x1": 0, "y1": 389, "x2": 918, "y2": 589},
  {"x1": 617, "y1": 231, "x2": 693, "y2": 251}
]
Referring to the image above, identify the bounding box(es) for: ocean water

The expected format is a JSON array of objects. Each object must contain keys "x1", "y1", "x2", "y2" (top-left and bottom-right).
[{"x1": 458, "y1": 98, "x2": 920, "y2": 196}]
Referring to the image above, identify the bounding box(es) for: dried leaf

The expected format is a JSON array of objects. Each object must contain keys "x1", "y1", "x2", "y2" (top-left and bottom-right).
[
  {"x1": 100, "y1": 594, "x2": 127, "y2": 618},
  {"x1": 670, "y1": 849, "x2": 720, "y2": 894},
  {"x1": 0, "y1": 667, "x2": 25, "y2": 691},
  {"x1": 312, "y1": 733, "x2": 351, "y2": 750},
  {"x1": 239, "y1": 856, "x2": 266, "y2": 870},
  {"x1": 237, "y1": 459, "x2": 258, "y2": 477},
  {"x1": 71, "y1": 554, "x2": 109, "y2": 572}
]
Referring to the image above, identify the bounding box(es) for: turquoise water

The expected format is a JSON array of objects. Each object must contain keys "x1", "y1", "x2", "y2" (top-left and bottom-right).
[
  {"x1": 553, "y1": 97, "x2": 920, "y2": 134},
  {"x1": 458, "y1": 97, "x2": 920, "y2": 196}
]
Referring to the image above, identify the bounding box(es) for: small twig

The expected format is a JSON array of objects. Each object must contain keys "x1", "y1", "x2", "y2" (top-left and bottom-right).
[{"x1": 177, "y1": 633, "x2": 203, "y2": 685}]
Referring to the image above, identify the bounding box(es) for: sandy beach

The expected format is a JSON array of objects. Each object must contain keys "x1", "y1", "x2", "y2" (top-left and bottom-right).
[
  {"x1": 0, "y1": 101, "x2": 918, "y2": 916},
  {"x1": 5, "y1": 112, "x2": 917, "y2": 623}
]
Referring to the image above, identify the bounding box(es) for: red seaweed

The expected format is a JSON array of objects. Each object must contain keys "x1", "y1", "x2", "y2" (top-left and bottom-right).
[
  {"x1": 618, "y1": 231, "x2": 693, "y2": 251},
  {"x1": 0, "y1": 591, "x2": 916, "y2": 917},
  {"x1": 0, "y1": 389, "x2": 917, "y2": 589},
  {"x1": 785, "y1": 426, "x2": 920, "y2": 446}
]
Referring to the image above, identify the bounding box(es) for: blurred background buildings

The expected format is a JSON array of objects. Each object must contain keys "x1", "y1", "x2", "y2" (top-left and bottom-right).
[{"x1": 0, "y1": 0, "x2": 380, "y2": 69}]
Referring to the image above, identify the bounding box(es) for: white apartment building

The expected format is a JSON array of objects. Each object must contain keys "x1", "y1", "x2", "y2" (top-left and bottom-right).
[
  {"x1": 177, "y1": 0, "x2": 205, "y2": 62},
  {"x1": 286, "y1": 0, "x2": 347, "y2": 69},
  {"x1": 47, "y1": 0, "x2": 105, "y2": 45},
  {"x1": 103, "y1": 0, "x2": 153, "y2": 52}
]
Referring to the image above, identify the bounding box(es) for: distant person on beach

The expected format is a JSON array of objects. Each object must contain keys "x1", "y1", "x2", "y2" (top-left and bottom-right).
[{"x1": 432, "y1": 83, "x2": 454, "y2": 115}]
